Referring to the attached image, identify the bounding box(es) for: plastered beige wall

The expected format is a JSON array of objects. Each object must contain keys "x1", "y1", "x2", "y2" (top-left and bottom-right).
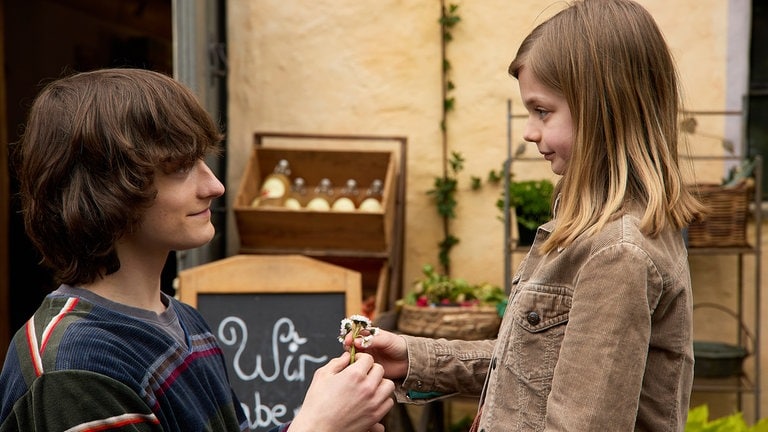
[{"x1": 226, "y1": 0, "x2": 765, "y2": 419}]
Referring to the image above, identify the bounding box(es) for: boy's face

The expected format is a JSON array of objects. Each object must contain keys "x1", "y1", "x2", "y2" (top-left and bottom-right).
[
  {"x1": 126, "y1": 159, "x2": 225, "y2": 253},
  {"x1": 518, "y1": 67, "x2": 574, "y2": 175}
]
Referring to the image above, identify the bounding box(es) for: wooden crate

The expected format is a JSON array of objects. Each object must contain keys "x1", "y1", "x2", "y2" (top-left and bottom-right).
[{"x1": 234, "y1": 147, "x2": 397, "y2": 254}]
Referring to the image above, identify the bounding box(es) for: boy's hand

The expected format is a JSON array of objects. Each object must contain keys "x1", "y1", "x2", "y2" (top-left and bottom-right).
[{"x1": 288, "y1": 352, "x2": 394, "y2": 432}]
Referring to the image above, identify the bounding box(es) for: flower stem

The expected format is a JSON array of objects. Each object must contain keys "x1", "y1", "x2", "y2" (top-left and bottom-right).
[{"x1": 349, "y1": 326, "x2": 360, "y2": 364}]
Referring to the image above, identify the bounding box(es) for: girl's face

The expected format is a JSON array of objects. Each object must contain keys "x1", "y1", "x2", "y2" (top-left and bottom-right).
[{"x1": 518, "y1": 67, "x2": 574, "y2": 175}]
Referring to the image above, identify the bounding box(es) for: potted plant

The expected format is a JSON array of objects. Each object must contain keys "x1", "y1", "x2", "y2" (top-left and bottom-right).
[
  {"x1": 497, "y1": 179, "x2": 555, "y2": 246},
  {"x1": 396, "y1": 264, "x2": 507, "y2": 340}
]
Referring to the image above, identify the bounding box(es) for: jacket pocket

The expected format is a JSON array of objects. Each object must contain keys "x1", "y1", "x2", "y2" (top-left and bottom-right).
[{"x1": 505, "y1": 285, "x2": 571, "y2": 381}]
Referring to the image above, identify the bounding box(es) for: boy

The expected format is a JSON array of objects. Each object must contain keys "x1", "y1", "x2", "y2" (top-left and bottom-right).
[{"x1": 0, "y1": 68, "x2": 393, "y2": 432}]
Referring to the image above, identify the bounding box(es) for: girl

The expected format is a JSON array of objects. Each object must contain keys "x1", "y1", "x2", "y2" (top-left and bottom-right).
[{"x1": 347, "y1": 0, "x2": 704, "y2": 430}]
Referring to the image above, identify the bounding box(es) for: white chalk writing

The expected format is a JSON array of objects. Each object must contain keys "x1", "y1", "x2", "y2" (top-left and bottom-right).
[
  {"x1": 217, "y1": 316, "x2": 328, "y2": 382},
  {"x1": 240, "y1": 392, "x2": 291, "y2": 429}
]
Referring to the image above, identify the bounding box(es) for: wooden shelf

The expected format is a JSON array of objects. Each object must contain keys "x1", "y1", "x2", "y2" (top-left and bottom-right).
[
  {"x1": 687, "y1": 246, "x2": 756, "y2": 255},
  {"x1": 694, "y1": 375, "x2": 757, "y2": 393},
  {"x1": 688, "y1": 155, "x2": 763, "y2": 421}
]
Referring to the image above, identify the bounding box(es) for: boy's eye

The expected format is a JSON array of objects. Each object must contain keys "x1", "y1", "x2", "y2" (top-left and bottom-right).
[
  {"x1": 535, "y1": 108, "x2": 549, "y2": 119},
  {"x1": 160, "y1": 160, "x2": 195, "y2": 175},
  {"x1": 175, "y1": 164, "x2": 194, "y2": 174}
]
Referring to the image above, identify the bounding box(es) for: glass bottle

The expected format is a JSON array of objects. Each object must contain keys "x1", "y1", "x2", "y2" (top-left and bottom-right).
[
  {"x1": 284, "y1": 177, "x2": 308, "y2": 210},
  {"x1": 331, "y1": 178, "x2": 359, "y2": 212},
  {"x1": 256, "y1": 159, "x2": 291, "y2": 207},
  {"x1": 305, "y1": 178, "x2": 333, "y2": 211},
  {"x1": 358, "y1": 179, "x2": 383, "y2": 212}
]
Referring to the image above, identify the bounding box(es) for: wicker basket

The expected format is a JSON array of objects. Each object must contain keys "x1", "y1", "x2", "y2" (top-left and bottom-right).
[
  {"x1": 687, "y1": 183, "x2": 750, "y2": 248},
  {"x1": 397, "y1": 304, "x2": 501, "y2": 340}
]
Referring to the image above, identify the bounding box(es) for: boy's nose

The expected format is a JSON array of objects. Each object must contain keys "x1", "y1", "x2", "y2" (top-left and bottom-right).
[{"x1": 200, "y1": 161, "x2": 225, "y2": 198}]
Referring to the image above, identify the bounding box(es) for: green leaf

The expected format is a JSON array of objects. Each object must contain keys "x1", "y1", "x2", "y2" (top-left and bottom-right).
[
  {"x1": 438, "y1": 235, "x2": 460, "y2": 271},
  {"x1": 684, "y1": 405, "x2": 768, "y2": 432},
  {"x1": 487, "y1": 169, "x2": 502, "y2": 184},
  {"x1": 449, "y1": 151, "x2": 464, "y2": 174},
  {"x1": 470, "y1": 176, "x2": 482, "y2": 190},
  {"x1": 707, "y1": 413, "x2": 747, "y2": 431},
  {"x1": 444, "y1": 97, "x2": 455, "y2": 112},
  {"x1": 751, "y1": 418, "x2": 768, "y2": 432},
  {"x1": 686, "y1": 405, "x2": 709, "y2": 430}
]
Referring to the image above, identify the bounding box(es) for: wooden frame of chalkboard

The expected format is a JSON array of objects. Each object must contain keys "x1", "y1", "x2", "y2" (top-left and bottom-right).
[
  {"x1": 177, "y1": 254, "x2": 362, "y2": 431},
  {"x1": 177, "y1": 254, "x2": 362, "y2": 314}
]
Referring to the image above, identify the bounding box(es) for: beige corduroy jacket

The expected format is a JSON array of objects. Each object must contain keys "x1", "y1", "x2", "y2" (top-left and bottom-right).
[{"x1": 397, "y1": 205, "x2": 694, "y2": 431}]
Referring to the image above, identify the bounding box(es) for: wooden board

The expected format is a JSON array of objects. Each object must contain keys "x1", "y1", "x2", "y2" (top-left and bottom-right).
[{"x1": 177, "y1": 254, "x2": 362, "y2": 431}]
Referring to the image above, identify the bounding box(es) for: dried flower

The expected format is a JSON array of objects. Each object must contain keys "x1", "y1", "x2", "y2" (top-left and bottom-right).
[{"x1": 338, "y1": 314, "x2": 379, "y2": 364}]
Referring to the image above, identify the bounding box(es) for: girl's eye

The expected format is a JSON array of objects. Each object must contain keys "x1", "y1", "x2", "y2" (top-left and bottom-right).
[{"x1": 535, "y1": 108, "x2": 549, "y2": 119}]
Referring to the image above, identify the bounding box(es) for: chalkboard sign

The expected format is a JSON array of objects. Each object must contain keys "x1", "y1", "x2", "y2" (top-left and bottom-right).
[{"x1": 177, "y1": 255, "x2": 362, "y2": 432}]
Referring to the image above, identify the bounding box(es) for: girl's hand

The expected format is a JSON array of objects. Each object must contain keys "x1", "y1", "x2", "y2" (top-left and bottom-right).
[{"x1": 344, "y1": 328, "x2": 409, "y2": 380}]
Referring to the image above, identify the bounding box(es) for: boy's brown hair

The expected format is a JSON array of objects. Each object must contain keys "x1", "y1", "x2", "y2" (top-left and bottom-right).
[{"x1": 16, "y1": 68, "x2": 223, "y2": 285}]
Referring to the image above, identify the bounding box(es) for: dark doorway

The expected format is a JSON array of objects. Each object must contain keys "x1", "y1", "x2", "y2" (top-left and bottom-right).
[
  {"x1": 2, "y1": 0, "x2": 173, "y2": 356},
  {"x1": 748, "y1": 1, "x2": 768, "y2": 198}
]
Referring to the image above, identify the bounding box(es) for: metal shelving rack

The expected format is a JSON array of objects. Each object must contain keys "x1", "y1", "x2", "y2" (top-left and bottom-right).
[{"x1": 689, "y1": 155, "x2": 762, "y2": 421}]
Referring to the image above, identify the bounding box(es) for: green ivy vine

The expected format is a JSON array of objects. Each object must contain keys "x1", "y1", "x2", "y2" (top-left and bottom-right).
[
  {"x1": 427, "y1": 151, "x2": 463, "y2": 273},
  {"x1": 429, "y1": 2, "x2": 462, "y2": 275}
]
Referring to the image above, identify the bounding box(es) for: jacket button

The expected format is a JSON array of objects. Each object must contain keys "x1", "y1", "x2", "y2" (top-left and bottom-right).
[{"x1": 526, "y1": 311, "x2": 540, "y2": 325}]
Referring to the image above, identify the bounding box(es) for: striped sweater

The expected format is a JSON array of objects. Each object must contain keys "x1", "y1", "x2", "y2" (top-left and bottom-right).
[{"x1": 0, "y1": 289, "x2": 286, "y2": 431}]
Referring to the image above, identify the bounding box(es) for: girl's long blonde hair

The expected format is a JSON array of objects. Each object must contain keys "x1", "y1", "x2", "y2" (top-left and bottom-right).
[{"x1": 509, "y1": 0, "x2": 704, "y2": 253}]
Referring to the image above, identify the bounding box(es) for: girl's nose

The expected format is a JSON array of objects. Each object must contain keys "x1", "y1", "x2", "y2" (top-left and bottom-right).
[{"x1": 522, "y1": 118, "x2": 541, "y2": 143}]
